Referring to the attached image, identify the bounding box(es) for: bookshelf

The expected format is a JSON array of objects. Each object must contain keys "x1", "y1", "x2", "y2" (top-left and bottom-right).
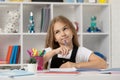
[{"x1": 0, "y1": 1, "x2": 111, "y2": 68}]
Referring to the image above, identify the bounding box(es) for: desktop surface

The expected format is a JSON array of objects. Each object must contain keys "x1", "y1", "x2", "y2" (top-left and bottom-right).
[{"x1": 0, "y1": 70, "x2": 120, "y2": 80}]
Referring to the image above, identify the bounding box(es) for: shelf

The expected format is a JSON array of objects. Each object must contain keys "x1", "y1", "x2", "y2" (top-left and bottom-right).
[
  {"x1": 23, "y1": 33, "x2": 47, "y2": 35},
  {"x1": 0, "y1": 2, "x2": 111, "y2": 68},
  {"x1": 83, "y1": 32, "x2": 109, "y2": 35},
  {"x1": 0, "y1": 64, "x2": 21, "y2": 66}
]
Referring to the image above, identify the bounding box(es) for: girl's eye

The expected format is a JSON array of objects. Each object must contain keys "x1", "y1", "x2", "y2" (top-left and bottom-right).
[
  {"x1": 55, "y1": 31, "x2": 59, "y2": 34},
  {"x1": 63, "y1": 27, "x2": 68, "y2": 31}
]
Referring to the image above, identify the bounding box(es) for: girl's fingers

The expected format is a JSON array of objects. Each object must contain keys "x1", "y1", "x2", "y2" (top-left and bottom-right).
[{"x1": 60, "y1": 46, "x2": 69, "y2": 56}]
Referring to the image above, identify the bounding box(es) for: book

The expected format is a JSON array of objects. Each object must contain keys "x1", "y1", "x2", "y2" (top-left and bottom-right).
[
  {"x1": 16, "y1": 46, "x2": 20, "y2": 63},
  {"x1": 13, "y1": 45, "x2": 20, "y2": 64},
  {"x1": 40, "y1": 8, "x2": 44, "y2": 32},
  {"x1": 76, "y1": 68, "x2": 101, "y2": 72},
  {"x1": 0, "y1": 70, "x2": 34, "y2": 77},
  {"x1": 10, "y1": 46, "x2": 16, "y2": 64},
  {"x1": 100, "y1": 68, "x2": 120, "y2": 74},
  {"x1": 6, "y1": 45, "x2": 13, "y2": 64},
  {"x1": 44, "y1": 7, "x2": 50, "y2": 32},
  {"x1": 104, "y1": 68, "x2": 120, "y2": 71},
  {"x1": 40, "y1": 7, "x2": 50, "y2": 32}
]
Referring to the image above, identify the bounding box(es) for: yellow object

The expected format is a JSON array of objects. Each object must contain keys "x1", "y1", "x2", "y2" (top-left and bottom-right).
[
  {"x1": 98, "y1": 0, "x2": 107, "y2": 3},
  {"x1": 32, "y1": 48, "x2": 38, "y2": 57}
]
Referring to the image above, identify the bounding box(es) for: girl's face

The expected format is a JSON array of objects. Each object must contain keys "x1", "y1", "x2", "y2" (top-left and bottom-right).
[{"x1": 53, "y1": 21, "x2": 73, "y2": 46}]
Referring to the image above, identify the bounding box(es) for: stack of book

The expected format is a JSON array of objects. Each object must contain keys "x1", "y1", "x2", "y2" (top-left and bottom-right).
[{"x1": 5, "y1": 45, "x2": 20, "y2": 64}]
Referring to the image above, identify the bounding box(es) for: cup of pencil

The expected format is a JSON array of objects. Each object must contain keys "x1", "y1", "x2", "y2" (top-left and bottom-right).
[
  {"x1": 27, "y1": 48, "x2": 46, "y2": 71},
  {"x1": 35, "y1": 56, "x2": 43, "y2": 70}
]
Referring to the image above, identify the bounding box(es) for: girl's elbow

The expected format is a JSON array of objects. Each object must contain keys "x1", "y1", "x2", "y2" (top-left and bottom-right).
[
  {"x1": 100, "y1": 60, "x2": 108, "y2": 69},
  {"x1": 103, "y1": 62, "x2": 108, "y2": 69}
]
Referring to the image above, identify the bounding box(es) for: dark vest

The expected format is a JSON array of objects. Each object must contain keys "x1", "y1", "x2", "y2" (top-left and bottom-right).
[{"x1": 50, "y1": 46, "x2": 78, "y2": 68}]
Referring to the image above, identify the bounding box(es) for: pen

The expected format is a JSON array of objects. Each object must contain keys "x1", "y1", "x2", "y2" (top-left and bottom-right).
[
  {"x1": 64, "y1": 40, "x2": 67, "y2": 46},
  {"x1": 38, "y1": 50, "x2": 42, "y2": 56},
  {"x1": 40, "y1": 50, "x2": 46, "y2": 56},
  {"x1": 101, "y1": 72, "x2": 111, "y2": 74}
]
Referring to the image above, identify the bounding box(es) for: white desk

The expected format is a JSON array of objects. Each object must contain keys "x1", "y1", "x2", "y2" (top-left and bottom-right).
[{"x1": 0, "y1": 72, "x2": 120, "y2": 80}]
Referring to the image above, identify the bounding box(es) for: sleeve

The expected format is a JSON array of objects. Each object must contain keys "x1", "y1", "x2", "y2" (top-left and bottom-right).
[
  {"x1": 76, "y1": 47, "x2": 93, "y2": 63},
  {"x1": 44, "y1": 47, "x2": 52, "y2": 53}
]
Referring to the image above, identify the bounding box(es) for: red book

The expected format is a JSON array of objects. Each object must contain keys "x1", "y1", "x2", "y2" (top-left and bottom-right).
[
  {"x1": 6, "y1": 45, "x2": 13, "y2": 64},
  {"x1": 16, "y1": 45, "x2": 21, "y2": 63}
]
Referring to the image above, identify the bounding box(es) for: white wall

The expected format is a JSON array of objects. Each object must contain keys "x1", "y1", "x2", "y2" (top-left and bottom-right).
[{"x1": 110, "y1": 0, "x2": 120, "y2": 68}]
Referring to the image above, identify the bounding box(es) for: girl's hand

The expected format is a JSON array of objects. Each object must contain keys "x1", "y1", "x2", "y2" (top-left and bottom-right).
[
  {"x1": 53, "y1": 46, "x2": 70, "y2": 56},
  {"x1": 60, "y1": 61, "x2": 76, "y2": 68}
]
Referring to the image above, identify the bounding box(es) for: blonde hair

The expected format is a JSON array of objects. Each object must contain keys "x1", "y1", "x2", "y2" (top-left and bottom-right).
[{"x1": 45, "y1": 15, "x2": 79, "y2": 49}]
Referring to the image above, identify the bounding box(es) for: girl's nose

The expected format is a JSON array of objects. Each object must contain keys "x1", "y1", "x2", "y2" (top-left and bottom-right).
[{"x1": 61, "y1": 31, "x2": 66, "y2": 36}]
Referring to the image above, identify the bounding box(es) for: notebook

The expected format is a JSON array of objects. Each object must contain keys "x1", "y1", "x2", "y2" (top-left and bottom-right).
[{"x1": 0, "y1": 69, "x2": 34, "y2": 77}]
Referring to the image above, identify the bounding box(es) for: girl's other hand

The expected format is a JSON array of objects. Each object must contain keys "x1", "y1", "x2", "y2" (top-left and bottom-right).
[{"x1": 60, "y1": 61, "x2": 76, "y2": 68}]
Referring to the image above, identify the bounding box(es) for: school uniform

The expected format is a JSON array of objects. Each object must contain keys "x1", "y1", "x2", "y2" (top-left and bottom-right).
[{"x1": 45, "y1": 46, "x2": 92, "y2": 69}]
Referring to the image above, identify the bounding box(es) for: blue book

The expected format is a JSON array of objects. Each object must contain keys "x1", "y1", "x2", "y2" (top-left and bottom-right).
[
  {"x1": 10, "y1": 46, "x2": 16, "y2": 64},
  {"x1": 13, "y1": 45, "x2": 19, "y2": 64}
]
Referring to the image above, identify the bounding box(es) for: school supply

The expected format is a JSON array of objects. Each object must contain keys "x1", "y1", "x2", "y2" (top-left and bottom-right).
[{"x1": 0, "y1": 69, "x2": 34, "y2": 78}]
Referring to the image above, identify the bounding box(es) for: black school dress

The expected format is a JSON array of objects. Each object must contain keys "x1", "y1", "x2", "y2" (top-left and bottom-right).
[{"x1": 50, "y1": 46, "x2": 78, "y2": 68}]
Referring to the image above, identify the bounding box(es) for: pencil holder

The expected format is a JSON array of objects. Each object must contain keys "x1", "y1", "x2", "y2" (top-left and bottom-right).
[
  {"x1": 35, "y1": 56, "x2": 43, "y2": 71},
  {"x1": 27, "y1": 64, "x2": 37, "y2": 73}
]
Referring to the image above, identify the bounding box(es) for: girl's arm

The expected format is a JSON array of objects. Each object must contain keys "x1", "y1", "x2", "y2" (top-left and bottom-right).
[
  {"x1": 43, "y1": 50, "x2": 56, "y2": 65},
  {"x1": 43, "y1": 46, "x2": 69, "y2": 66},
  {"x1": 60, "y1": 53, "x2": 107, "y2": 69}
]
